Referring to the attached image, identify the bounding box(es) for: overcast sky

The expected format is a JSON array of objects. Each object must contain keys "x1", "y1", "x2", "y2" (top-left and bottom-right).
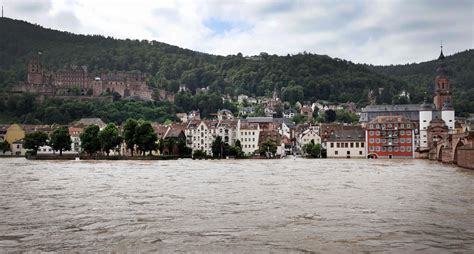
[{"x1": 3, "y1": 0, "x2": 473, "y2": 65}]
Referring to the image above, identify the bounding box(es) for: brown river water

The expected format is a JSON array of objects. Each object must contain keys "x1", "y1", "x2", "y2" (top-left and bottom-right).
[{"x1": 0, "y1": 158, "x2": 473, "y2": 253}]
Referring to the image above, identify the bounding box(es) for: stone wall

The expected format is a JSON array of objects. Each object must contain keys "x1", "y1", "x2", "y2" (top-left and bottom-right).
[
  {"x1": 440, "y1": 147, "x2": 452, "y2": 163},
  {"x1": 456, "y1": 148, "x2": 474, "y2": 169}
]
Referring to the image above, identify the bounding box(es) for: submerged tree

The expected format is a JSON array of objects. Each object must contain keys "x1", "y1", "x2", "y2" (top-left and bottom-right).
[
  {"x1": 23, "y1": 131, "x2": 48, "y2": 154},
  {"x1": 123, "y1": 118, "x2": 138, "y2": 156},
  {"x1": 80, "y1": 125, "x2": 101, "y2": 156},
  {"x1": 98, "y1": 123, "x2": 123, "y2": 156},
  {"x1": 49, "y1": 126, "x2": 72, "y2": 156}
]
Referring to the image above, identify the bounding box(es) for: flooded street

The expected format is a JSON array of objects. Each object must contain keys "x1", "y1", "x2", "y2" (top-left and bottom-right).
[{"x1": 0, "y1": 158, "x2": 473, "y2": 253}]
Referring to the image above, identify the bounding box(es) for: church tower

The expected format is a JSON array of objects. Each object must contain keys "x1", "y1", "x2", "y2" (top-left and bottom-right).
[
  {"x1": 433, "y1": 45, "x2": 451, "y2": 110},
  {"x1": 27, "y1": 53, "x2": 44, "y2": 85}
]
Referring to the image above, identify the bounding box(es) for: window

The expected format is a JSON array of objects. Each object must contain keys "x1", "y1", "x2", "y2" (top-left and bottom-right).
[
  {"x1": 400, "y1": 130, "x2": 405, "y2": 135},
  {"x1": 400, "y1": 124, "x2": 404, "y2": 128},
  {"x1": 361, "y1": 143, "x2": 364, "y2": 148},
  {"x1": 407, "y1": 146, "x2": 412, "y2": 152},
  {"x1": 376, "y1": 138, "x2": 380, "y2": 143},
  {"x1": 356, "y1": 143, "x2": 359, "y2": 148},
  {"x1": 376, "y1": 146, "x2": 380, "y2": 151},
  {"x1": 388, "y1": 147, "x2": 393, "y2": 152},
  {"x1": 407, "y1": 124, "x2": 411, "y2": 128},
  {"x1": 382, "y1": 147, "x2": 386, "y2": 152},
  {"x1": 370, "y1": 146, "x2": 375, "y2": 151},
  {"x1": 406, "y1": 138, "x2": 411, "y2": 143},
  {"x1": 370, "y1": 138, "x2": 374, "y2": 143},
  {"x1": 369, "y1": 131, "x2": 374, "y2": 135},
  {"x1": 369, "y1": 124, "x2": 374, "y2": 129},
  {"x1": 400, "y1": 146, "x2": 405, "y2": 152},
  {"x1": 347, "y1": 151, "x2": 350, "y2": 155},
  {"x1": 400, "y1": 138, "x2": 405, "y2": 143},
  {"x1": 407, "y1": 131, "x2": 411, "y2": 136},
  {"x1": 359, "y1": 151, "x2": 363, "y2": 155},
  {"x1": 376, "y1": 124, "x2": 380, "y2": 129},
  {"x1": 345, "y1": 143, "x2": 349, "y2": 148},
  {"x1": 376, "y1": 131, "x2": 380, "y2": 136},
  {"x1": 335, "y1": 151, "x2": 338, "y2": 155},
  {"x1": 330, "y1": 143, "x2": 334, "y2": 148},
  {"x1": 337, "y1": 143, "x2": 340, "y2": 148},
  {"x1": 350, "y1": 143, "x2": 354, "y2": 148},
  {"x1": 382, "y1": 139, "x2": 386, "y2": 143}
]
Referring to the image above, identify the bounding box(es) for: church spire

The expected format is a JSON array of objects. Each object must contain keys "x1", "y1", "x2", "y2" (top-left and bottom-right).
[{"x1": 438, "y1": 42, "x2": 445, "y2": 60}]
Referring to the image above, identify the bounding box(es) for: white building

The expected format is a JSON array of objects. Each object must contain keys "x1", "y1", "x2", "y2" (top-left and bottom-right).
[
  {"x1": 297, "y1": 128, "x2": 321, "y2": 151},
  {"x1": 237, "y1": 94, "x2": 249, "y2": 104},
  {"x1": 185, "y1": 120, "x2": 217, "y2": 156},
  {"x1": 326, "y1": 129, "x2": 366, "y2": 158},
  {"x1": 237, "y1": 120, "x2": 260, "y2": 155},
  {"x1": 283, "y1": 110, "x2": 295, "y2": 119},
  {"x1": 418, "y1": 100, "x2": 455, "y2": 150}
]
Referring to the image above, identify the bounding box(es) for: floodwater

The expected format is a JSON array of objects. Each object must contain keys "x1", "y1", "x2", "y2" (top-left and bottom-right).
[{"x1": 0, "y1": 158, "x2": 473, "y2": 253}]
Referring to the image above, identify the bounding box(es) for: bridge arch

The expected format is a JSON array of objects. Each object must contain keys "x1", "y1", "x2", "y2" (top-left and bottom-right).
[
  {"x1": 437, "y1": 145, "x2": 444, "y2": 161},
  {"x1": 453, "y1": 140, "x2": 465, "y2": 165}
]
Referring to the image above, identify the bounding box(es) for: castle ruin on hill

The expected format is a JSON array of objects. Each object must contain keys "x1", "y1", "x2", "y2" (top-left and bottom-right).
[{"x1": 11, "y1": 53, "x2": 153, "y2": 101}]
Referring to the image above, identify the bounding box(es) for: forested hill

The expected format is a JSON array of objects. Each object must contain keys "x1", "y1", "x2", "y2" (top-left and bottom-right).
[
  {"x1": 0, "y1": 17, "x2": 472, "y2": 115},
  {"x1": 369, "y1": 49, "x2": 474, "y2": 115}
]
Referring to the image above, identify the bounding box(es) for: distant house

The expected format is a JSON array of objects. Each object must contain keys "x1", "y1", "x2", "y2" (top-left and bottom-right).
[
  {"x1": 240, "y1": 106, "x2": 255, "y2": 115},
  {"x1": 297, "y1": 128, "x2": 321, "y2": 153},
  {"x1": 176, "y1": 113, "x2": 188, "y2": 123},
  {"x1": 11, "y1": 139, "x2": 27, "y2": 156},
  {"x1": 300, "y1": 106, "x2": 313, "y2": 122},
  {"x1": 283, "y1": 110, "x2": 296, "y2": 119}
]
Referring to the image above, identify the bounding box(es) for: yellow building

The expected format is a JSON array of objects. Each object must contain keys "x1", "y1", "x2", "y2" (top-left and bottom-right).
[{"x1": 5, "y1": 124, "x2": 25, "y2": 144}]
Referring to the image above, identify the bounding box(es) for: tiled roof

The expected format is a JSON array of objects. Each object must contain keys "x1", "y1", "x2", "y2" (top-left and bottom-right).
[{"x1": 327, "y1": 128, "x2": 365, "y2": 141}]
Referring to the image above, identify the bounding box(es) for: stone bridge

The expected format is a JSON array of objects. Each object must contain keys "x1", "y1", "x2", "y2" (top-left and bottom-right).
[{"x1": 430, "y1": 132, "x2": 474, "y2": 169}]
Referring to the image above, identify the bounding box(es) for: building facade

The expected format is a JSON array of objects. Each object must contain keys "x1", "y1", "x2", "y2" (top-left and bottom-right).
[
  {"x1": 326, "y1": 128, "x2": 366, "y2": 158},
  {"x1": 367, "y1": 116, "x2": 415, "y2": 159}
]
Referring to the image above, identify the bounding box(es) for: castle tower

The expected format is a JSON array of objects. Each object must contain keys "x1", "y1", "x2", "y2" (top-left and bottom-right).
[
  {"x1": 419, "y1": 95, "x2": 433, "y2": 149},
  {"x1": 27, "y1": 53, "x2": 44, "y2": 85},
  {"x1": 441, "y1": 99, "x2": 455, "y2": 132},
  {"x1": 433, "y1": 45, "x2": 451, "y2": 110}
]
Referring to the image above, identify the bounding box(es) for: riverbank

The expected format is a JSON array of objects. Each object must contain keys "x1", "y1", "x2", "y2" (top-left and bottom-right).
[{"x1": 25, "y1": 154, "x2": 179, "y2": 160}]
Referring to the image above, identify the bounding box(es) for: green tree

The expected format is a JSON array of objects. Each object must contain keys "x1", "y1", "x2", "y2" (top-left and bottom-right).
[
  {"x1": 212, "y1": 136, "x2": 223, "y2": 158},
  {"x1": 0, "y1": 140, "x2": 11, "y2": 154},
  {"x1": 303, "y1": 140, "x2": 321, "y2": 158},
  {"x1": 235, "y1": 139, "x2": 242, "y2": 149},
  {"x1": 49, "y1": 126, "x2": 72, "y2": 156},
  {"x1": 259, "y1": 139, "x2": 277, "y2": 157},
  {"x1": 335, "y1": 109, "x2": 358, "y2": 123},
  {"x1": 80, "y1": 125, "x2": 101, "y2": 156},
  {"x1": 291, "y1": 114, "x2": 307, "y2": 124},
  {"x1": 23, "y1": 131, "x2": 48, "y2": 154},
  {"x1": 193, "y1": 149, "x2": 207, "y2": 159},
  {"x1": 134, "y1": 120, "x2": 158, "y2": 155},
  {"x1": 98, "y1": 123, "x2": 123, "y2": 156},
  {"x1": 324, "y1": 109, "x2": 337, "y2": 122},
  {"x1": 123, "y1": 118, "x2": 138, "y2": 156}
]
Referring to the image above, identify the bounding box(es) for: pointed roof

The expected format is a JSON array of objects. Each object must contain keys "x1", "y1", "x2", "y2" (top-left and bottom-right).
[{"x1": 438, "y1": 47, "x2": 445, "y2": 60}]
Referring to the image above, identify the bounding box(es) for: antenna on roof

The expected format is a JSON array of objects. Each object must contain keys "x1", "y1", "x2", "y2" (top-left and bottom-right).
[{"x1": 2, "y1": 5, "x2": 3, "y2": 18}]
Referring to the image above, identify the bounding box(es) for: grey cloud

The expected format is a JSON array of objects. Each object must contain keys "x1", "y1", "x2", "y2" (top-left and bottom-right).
[
  {"x1": 152, "y1": 7, "x2": 180, "y2": 21},
  {"x1": 258, "y1": 1, "x2": 296, "y2": 14},
  {"x1": 53, "y1": 10, "x2": 81, "y2": 31},
  {"x1": 11, "y1": 0, "x2": 52, "y2": 14}
]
